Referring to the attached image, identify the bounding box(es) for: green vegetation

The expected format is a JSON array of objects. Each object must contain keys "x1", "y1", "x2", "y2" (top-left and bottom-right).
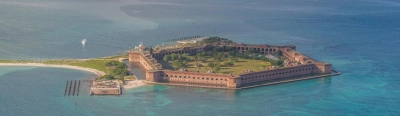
[
  {"x1": 163, "y1": 53, "x2": 191, "y2": 70},
  {"x1": 100, "y1": 74, "x2": 115, "y2": 80},
  {"x1": 0, "y1": 54, "x2": 136, "y2": 82},
  {"x1": 203, "y1": 36, "x2": 234, "y2": 44},
  {"x1": 228, "y1": 51, "x2": 285, "y2": 66},
  {"x1": 0, "y1": 60, "x2": 14, "y2": 63},
  {"x1": 105, "y1": 60, "x2": 120, "y2": 67},
  {"x1": 43, "y1": 59, "x2": 112, "y2": 73},
  {"x1": 184, "y1": 58, "x2": 271, "y2": 75},
  {"x1": 158, "y1": 49, "x2": 285, "y2": 74},
  {"x1": 172, "y1": 60, "x2": 187, "y2": 69},
  {"x1": 275, "y1": 49, "x2": 283, "y2": 57},
  {"x1": 204, "y1": 36, "x2": 221, "y2": 43},
  {"x1": 124, "y1": 76, "x2": 137, "y2": 80},
  {"x1": 214, "y1": 63, "x2": 221, "y2": 72},
  {"x1": 99, "y1": 60, "x2": 129, "y2": 80}
]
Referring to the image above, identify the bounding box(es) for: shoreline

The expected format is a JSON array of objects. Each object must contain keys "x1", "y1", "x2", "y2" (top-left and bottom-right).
[
  {"x1": 143, "y1": 70, "x2": 340, "y2": 90},
  {"x1": 122, "y1": 80, "x2": 146, "y2": 89},
  {"x1": 0, "y1": 63, "x2": 105, "y2": 77},
  {"x1": 0, "y1": 63, "x2": 146, "y2": 90}
]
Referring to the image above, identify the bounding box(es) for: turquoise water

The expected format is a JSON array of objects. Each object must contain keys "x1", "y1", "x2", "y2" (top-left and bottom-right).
[{"x1": 1, "y1": 0, "x2": 400, "y2": 115}]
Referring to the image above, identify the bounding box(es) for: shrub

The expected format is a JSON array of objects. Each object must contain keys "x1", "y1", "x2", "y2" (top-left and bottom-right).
[
  {"x1": 100, "y1": 74, "x2": 115, "y2": 80},
  {"x1": 105, "y1": 60, "x2": 120, "y2": 67}
]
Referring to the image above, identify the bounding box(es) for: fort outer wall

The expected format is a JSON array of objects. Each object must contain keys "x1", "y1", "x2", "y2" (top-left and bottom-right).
[
  {"x1": 151, "y1": 45, "x2": 213, "y2": 59},
  {"x1": 145, "y1": 70, "x2": 239, "y2": 88},
  {"x1": 229, "y1": 44, "x2": 296, "y2": 54},
  {"x1": 129, "y1": 43, "x2": 333, "y2": 89},
  {"x1": 129, "y1": 50, "x2": 240, "y2": 88},
  {"x1": 149, "y1": 43, "x2": 294, "y2": 59},
  {"x1": 235, "y1": 63, "x2": 332, "y2": 85},
  {"x1": 129, "y1": 51, "x2": 156, "y2": 71},
  {"x1": 143, "y1": 62, "x2": 332, "y2": 88}
]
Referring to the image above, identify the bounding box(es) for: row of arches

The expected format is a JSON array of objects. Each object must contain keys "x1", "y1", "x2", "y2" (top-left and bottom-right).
[
  {"x1": 240, "y1": 67, "x2": 315, "y2": 84},
  {"x1": 152, "y1": 48, "x2": 210, "y2": 58},
  {"x1": 232, "y1": 47, "x2": 278, "y2": 53},
  {"x1": 162, "y1": 74, "x2": 228, "y2": 81}
]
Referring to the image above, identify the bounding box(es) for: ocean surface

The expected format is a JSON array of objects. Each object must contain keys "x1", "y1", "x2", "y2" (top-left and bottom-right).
[{"x1": 1, "y1": 0, "x2": 400, "y2": 115}]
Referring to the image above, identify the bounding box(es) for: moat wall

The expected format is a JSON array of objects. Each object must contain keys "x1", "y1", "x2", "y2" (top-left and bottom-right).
[
  {"x1": 129, "y1": 43, "x2": 334, "y2": 89},
  {"x1": 145, "y1": 70, "x2": 239, "y2": 88}
]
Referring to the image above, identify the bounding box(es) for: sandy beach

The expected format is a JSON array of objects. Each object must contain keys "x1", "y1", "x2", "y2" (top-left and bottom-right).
[
  {"x1": 0, "y1": 63, "x2": 105, "y2": 76},
  {"x1": 0, "y1": 63, "x2": 146, "y2": 89},
  {"x1": 123, "y1": 80, "x2": 146, "y2": 89}
]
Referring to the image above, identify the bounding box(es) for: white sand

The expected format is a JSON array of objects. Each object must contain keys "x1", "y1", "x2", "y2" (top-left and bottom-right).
[
  {"x1": 0, "y1": 63, "x2": 146, "y2": 89},
  {"x1": 123, "y1": 80, "x2": 145, "y2": 89},
  {"x1": 0, "y1": 63, "x2": 105, "y2": 76}
]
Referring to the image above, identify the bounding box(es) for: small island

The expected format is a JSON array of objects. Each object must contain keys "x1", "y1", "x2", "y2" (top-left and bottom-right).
[
  {"x1": 0, "y1": 36, "x2": 340, "y2": 94},
  {"x1": 129, "y1": 36, "x2": 340, "y2": 89}
]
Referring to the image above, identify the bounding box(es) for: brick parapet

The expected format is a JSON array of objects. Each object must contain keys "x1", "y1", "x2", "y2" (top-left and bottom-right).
[{"x1": 129, "y1": 41, "x2": 335, "y2": 89}]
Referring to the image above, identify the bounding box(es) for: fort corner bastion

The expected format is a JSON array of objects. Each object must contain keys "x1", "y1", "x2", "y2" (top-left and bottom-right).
[{"x1": 128, "y1": 37, "x2": 339, "y2": 89}]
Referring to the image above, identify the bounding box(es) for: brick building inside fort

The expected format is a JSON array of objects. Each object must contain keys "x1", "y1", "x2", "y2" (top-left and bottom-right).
[{"x1": 129, "y1": 39, "x2": 335, "y2": 89}]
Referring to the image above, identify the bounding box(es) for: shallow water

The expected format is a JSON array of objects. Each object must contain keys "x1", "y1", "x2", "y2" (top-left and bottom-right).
[{"x1": 1, "y1": 0, "x2": 400, "y2": 115}]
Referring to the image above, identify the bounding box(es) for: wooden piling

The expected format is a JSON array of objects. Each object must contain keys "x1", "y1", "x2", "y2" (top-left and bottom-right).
[
  {"x1": 68, "y1": 80, "x2": 72, "y2": 96},
  {"x1": 77, "y1": 80, "x2": 80, "y2": 96},
  {"x1": 64, "y1": 80, "x2": 68, "y2": 96},
  {"x1": 72, "y1": 80, "x2": 76, "y2": 96}
]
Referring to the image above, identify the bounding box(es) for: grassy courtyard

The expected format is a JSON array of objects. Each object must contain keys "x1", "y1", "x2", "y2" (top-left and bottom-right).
[{"x1": 159, "y1": 57, "x2": 272, "y2": 75}]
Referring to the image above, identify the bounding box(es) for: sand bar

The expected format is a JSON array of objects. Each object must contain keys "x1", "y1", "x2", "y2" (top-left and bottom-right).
[
  {"x1": 0, "y1": 63, "x2": 105, "y2": 76},
  {"x1": 0, "y1": 63, "x2": 146, "y2": 90}
]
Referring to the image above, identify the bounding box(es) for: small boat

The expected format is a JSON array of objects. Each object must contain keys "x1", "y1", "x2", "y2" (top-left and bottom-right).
[{"x1": 82, "y1": 39, "x2": 87, "y2": 45}]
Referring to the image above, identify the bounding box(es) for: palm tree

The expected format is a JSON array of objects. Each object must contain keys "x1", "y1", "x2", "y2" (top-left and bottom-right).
[{"x1": 194, "y1": 55, "x2": 199, "y2": 70}]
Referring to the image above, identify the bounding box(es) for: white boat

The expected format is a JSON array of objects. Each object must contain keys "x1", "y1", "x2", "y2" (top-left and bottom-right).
[{"x1": 82, "y1": 39, "x2": 87, "y2": 45}]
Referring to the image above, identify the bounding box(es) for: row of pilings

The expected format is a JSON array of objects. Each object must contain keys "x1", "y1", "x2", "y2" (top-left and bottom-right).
[
  {"x1": 163, "y1": 35, "x2": 206, "y2": 43},
  {"x1": 64, "y1": 80, "x2": 81, "y2": 96}
]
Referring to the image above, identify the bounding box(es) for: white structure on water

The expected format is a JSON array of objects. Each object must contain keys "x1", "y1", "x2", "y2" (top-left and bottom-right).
[
  {"x1": 134, "y1": 41, "x2": 143, "y2": 50},
  {"x1": 82, "y1": 39, "x2": 87, "y2": 45}
]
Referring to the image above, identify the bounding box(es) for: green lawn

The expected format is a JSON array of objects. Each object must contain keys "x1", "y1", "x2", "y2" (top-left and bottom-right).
[
  {"x1": 0, "y1": 54, "x2": 129, "y2": 75},
  {"x1": 159, "y1": 58, "x2": 271, "y2": 75},
  {"x1": 42, "y1": 59, "x2": 113, "y2": 73},
  {"x1": 0, "y1": 60, "x2": 15, "y2": 63},
  {"x1": 0, "y1": 54, "x2": 139, "y2": 81},
  {"x1": 124, "y1": 76, "x2": 137, "y2": 80}
]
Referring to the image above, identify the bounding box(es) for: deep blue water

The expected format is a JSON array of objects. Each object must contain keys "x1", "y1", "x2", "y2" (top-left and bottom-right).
[{"x1": 1, "y1": 0, "x2": 400, "y2": 115}]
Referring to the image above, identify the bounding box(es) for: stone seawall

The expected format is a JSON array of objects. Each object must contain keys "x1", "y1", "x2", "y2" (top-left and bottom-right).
[
  {"x1": 143, "y1": 70, "x2": 340, "y2": 90},
  {"x1": 144, "y1": 70, "x2": 236, "y2": 87},
  {"x1": 144, "y1": 64, "x2": 336, "y2": 89},
  {"x1": 128, "y1": 43, "x2": 338, "y2": 89}
]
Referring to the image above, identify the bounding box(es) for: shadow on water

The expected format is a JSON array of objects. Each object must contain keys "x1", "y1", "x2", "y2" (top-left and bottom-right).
[
  {"x1": 135, "y1": 84, "x2": 240, "y2": 101},
  {"x1": 240, "y1": 73, "x2": 335, "y2": 88}
]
